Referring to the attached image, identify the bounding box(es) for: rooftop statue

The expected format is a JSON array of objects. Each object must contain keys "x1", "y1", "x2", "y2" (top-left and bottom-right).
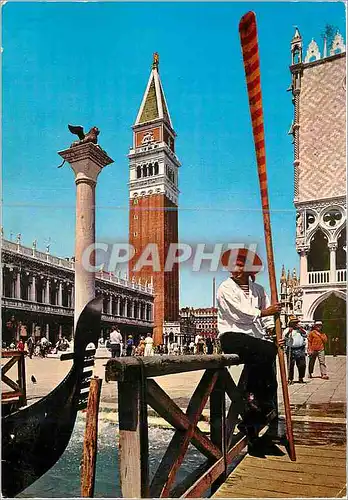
[{"x1": 68, "y1": 124, "x2": 100, "y2": 147}]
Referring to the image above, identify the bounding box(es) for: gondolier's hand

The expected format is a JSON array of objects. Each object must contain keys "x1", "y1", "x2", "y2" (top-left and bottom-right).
[
  {"x1": 260, "y1": 302, "x2": 282, "y2": 317},
  {"x1": 276, "y1": 337, "x2": 285, "y2": 349}
]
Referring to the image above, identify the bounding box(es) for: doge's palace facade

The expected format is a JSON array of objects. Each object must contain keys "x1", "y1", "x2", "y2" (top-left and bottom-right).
[{"x1": 289, "y1": 28, "x2": 346, "y2": 351}]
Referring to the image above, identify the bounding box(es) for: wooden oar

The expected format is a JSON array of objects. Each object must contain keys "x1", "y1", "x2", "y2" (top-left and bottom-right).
[{"x1": 239, "y1": 10, "x2": 296, "y2": 461}]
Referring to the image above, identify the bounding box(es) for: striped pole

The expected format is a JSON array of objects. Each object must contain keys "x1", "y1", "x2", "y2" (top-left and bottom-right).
[{"x1": 239, "y1": 11, "x2": 296, "y2": 461}]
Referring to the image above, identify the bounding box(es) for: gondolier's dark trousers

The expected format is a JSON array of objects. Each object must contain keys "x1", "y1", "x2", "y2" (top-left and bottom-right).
[{"x1": 220, "y1": 332, "x2": 277, "y2": 424}]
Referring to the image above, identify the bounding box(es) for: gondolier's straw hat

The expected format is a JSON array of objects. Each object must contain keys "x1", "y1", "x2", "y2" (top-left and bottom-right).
[{"x1": 220, "y1": 248, "x2": 263, "y2": 274}]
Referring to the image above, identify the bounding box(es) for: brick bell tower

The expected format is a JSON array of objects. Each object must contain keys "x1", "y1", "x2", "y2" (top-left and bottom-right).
[{"x1": 128, "y1": 53, "x2": 180, "y2": 345}]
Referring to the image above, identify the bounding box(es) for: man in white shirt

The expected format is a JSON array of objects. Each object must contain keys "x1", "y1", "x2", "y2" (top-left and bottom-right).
[
  {"x1": 217, "y1": 248, "x2": 282, "y2": 446},
  {"x1": 283, "y1": 315, "x2": 307, "y2": 384},
  {"x1": 109, "y1": 325, "x2": 123, "y2": 358}
]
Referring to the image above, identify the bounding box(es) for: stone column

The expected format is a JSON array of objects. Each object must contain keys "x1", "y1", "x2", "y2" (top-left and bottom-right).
[
  {"x1": 131, "y1": 300, "x2": 135, "y2": 319},
  {"x1": 58, "y1": 143, "x2": 113, "y2": 326},
  {"x1": 299, "y1": 249, "x2": 308, "y2": 286},
  {"x1": 45, "y1": 279, "x2": 50, "y2": 304},
  {"x1": 108, "y1": 295, "x2": 113, "y2": 315},
  {"x1": 16, "y1": 271, "x2": 21, "y2": 299},
  {"x1": 329, "y1": 243, "x2": 337, "y2": 283},
  {"x1": 30, "y1": 275, "x2": 37, "y2": 302},
  {"x1": 46, "y1": 323, "x2": 50, "y2": 342},
  {"x1": 116, "y1": 296, "x2": 121, "y2": 316},
  {"x1": 58, "y1": 281, "x2": 63, "y2": 306},
  {"x1": 59, "y1": 324, "x2": 63, "y2": 337}
]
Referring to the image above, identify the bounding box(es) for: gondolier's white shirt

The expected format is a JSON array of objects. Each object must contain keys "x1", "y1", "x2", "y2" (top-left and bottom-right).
[{"x1": 217, "y1": 277, "x2": 274, "y2": 339}]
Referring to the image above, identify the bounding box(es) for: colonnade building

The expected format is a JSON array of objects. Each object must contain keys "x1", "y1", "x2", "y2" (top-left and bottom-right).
[
  {"x1": 1, "y1": 236, "x2": 154, "y2": 344},
  {"x1": 288, "y1": 28, "x2": 346, "y2": 353}
]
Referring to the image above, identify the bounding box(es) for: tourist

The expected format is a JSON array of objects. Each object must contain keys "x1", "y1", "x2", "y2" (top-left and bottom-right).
[
  {"x1": 109, "y1": 325, "x2": 123, "y2": 358},
  {"x1": 17, "y1": 339, "x2": 25, "y2": 352},
  {"x1": 194, "y1": 333, "x2": 201, "y2": 354},
  {"x1": 196, "y1": 336, "x2": 205, "y2": 354},
  {"x1": 27, "y1": 334, "x2": 35, "y2": 359},
  {"x1": 332, "y1": 337, "x2": 340, "y2": 357},
  {"x1": 189, "y1": 340, "x2": 195, "y2": 354},
  {"x1": 126, "y1": 335, "x2": 134, "y2": 356},
  {"x1": 283, "y1": 316, "x2": 307, "y2": 384},
  {"x1": 137, "y1": 336, "x2": 146, "y2": 356},
  {"x1": 206, "y1": 337, "x2": 214, "y2": 355},
  {"x1": 217, "y1": 248, "x2": 283, "y2": 451},
  {"x1": 40, "y1": 335, "x2": 49, "y2": 357},
  {"x1": 144, "y1": 333, "x2": 154, "y2": 356},
  {"x1": 308, "y1": 321, "x2": 329, "y2": 380}
]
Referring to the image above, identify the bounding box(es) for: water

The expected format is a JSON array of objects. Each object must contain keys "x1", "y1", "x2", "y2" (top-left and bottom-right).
[{"x1": 18, "y1": 413, "x2": 206, "y2": 498}]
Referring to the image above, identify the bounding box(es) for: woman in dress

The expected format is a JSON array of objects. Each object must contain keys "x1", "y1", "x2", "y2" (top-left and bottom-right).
[{"x1": 137, "y1": 336, "x2": 146, "y2": 356}]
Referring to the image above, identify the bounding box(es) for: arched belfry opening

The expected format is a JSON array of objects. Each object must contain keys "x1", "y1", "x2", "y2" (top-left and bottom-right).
[
  {"x1": 308, "y1": 230, "x2": 329, "y2": 271},
  {"x1": 337, "y1": 228, "x2": 346, "y2": 270},
  {"x1": 313, "y1": 293, "x2": 346, "y2": 354}
]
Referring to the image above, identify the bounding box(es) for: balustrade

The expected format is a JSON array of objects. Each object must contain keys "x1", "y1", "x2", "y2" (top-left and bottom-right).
[
  {"x1": 336, "y1": 269, "x2": 347, "y2": 282},
  {"x1": 308, "y1": 270, "x2": 330, "y2": 284},
  {"x1": 106, "y1": 355, "x2": 277, "y2": 498}
]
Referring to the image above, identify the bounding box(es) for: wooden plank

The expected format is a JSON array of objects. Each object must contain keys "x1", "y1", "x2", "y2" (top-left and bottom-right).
[
  {"x1": 265, "y1": 454, "x2": 345, "y2": 467},
  {"x1": 182, "y1": 435, "x2": 248, "y2": 498},
  {"x1": 118, "y1": 379, "x2": 149, "y2": 498},
  {"x1": 2, "y1": 373, "x2": 20, "y2": 393},
  {"x1": 215, "y1": 485, "x2": 291, "y2": 498},
  {"x1": 169, "y1": 460, "x2": 210, "y2": 497},
  {"x1": 289, "y1": 445, "x2": 346, "y2": 458},
  {"x1": 224, "y1": 474, "x2": 340, "y2": 497},
  {"x1": 1, "y1": 355, "x2": 20, "y2": 375},
  {"x1": 81, "y1": 377, "x2": 102, "y2": 497},
  {"x1": 150, "y1": 370, "x2": 219, "y2": 498},
  {"x1": 235, "y1": 464, "x2": 344, "y2": 488},
  {"x1": 146, "y1": 379, "x2": 222, "y2": 461},
  {"x1": 210, "y1": 370, "x2": 226, "y2": 494},
  {"x1": 1, "y1": 350, "x2": 22, "y2": 358},
  {"x1": 244, "y1": 457, "x2": 346, "y2": 478},
  {"x1": 18, "y1": 351, "x2": 26, "y2": 406},
  {"x1": 2, "y1": 390, "x2": 23, "y2": 400},
  {"x1": 106, "y1": 354, "x2": 240, "y2": 381}
]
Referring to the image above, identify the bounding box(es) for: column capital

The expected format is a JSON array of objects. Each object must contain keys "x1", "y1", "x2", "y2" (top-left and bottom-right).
[
  {"x1": 58, "y1": 143, "x2": 113, "y2": 184},
  {"x1": 328, "y1": 242, "x2": 338, "y2": 251},
  {"x1": 297, "y1": 246, "x2": 309, "y2": 255}
]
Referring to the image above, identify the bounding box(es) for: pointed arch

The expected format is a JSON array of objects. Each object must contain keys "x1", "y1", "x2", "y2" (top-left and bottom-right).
[
  {"x1": 308, "y1": 289, "x2": 346, "y2": 320},
  {"x1": 308, "y1": 229, "x2": 329, "y2": 271}
]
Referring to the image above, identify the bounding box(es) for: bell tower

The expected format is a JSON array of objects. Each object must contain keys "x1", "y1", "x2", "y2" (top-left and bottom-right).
[{"x1": 128, "y1": 53, "x2": 180, "y2": 345}]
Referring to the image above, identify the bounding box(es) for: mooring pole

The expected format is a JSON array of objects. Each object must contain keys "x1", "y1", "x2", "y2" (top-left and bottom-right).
[{"x1": 81, "y1": 376, "x2": 103, "y2": 497}]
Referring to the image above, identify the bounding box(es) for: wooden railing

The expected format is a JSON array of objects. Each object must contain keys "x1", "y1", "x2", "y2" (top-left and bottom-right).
[
  {"x1": 1, "y1": 350, "x2": 27, "y2": 408},
  {"x1": 106, "y1": 354, "x2": 277, "y2": 498}
]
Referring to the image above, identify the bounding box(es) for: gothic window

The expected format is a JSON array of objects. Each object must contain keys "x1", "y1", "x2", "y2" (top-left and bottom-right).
[
  {"x1": 308, "y1": 230, "x2": 329, "y2": 271},
  {"x1": 305, "y1": 211, "x2": 316, "y2": 229},
  {"x1": 149, "y1": 163, "x2": 154, "y2": 176},
  {"x1": 142, "y1": 165, "x2": 148, "y2": 177},
  {"x1": 134, "y1": 214, "x2": 138, "y2": 220},
  {"x1": 292, "y1": 45, "x2": 301, "y2": 64},
  {"x1": 323, "y1": 209, "x2": 342, "y2": 228},
  {"x1": 133, "y1": 232, "x2": 138, "y2": 237},
  {"x1": 137, "y1": 166, "x2": 142, "y2": 179},
  {"x1": 154, "y1": 162, "x2": 159, "y2": 175},
  {"x1": 337, "y1": 228, "x2": 346, "y2": 270}
]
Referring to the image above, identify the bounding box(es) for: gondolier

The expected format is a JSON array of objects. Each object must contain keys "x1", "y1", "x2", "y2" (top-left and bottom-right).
[{"x1": 217, "y1": 247, "x2": 283, "y2": 449}]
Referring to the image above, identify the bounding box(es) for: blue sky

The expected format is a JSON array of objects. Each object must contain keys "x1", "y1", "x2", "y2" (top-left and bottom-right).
[{"x1": 2, "y1": 1, "x2": 345, "y2": 307}]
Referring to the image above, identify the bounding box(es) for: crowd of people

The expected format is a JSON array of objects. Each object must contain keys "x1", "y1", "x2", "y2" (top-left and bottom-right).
[
  {"x1": 99, "y1": 325, "x2": 222, "y2": 358},
  {"x1": 3, "y1": 334, "x2": 71, "y2": 358}
]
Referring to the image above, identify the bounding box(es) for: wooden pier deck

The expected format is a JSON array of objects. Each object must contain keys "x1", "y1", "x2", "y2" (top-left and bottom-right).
[{"x1": 213, "y1": 444, "x2": 346, "y2": 498}]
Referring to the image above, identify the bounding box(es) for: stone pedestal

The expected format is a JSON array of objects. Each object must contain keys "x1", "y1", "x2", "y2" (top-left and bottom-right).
[{"x1": 58, "y1": 143, "x2": 113, "y2": 326}]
